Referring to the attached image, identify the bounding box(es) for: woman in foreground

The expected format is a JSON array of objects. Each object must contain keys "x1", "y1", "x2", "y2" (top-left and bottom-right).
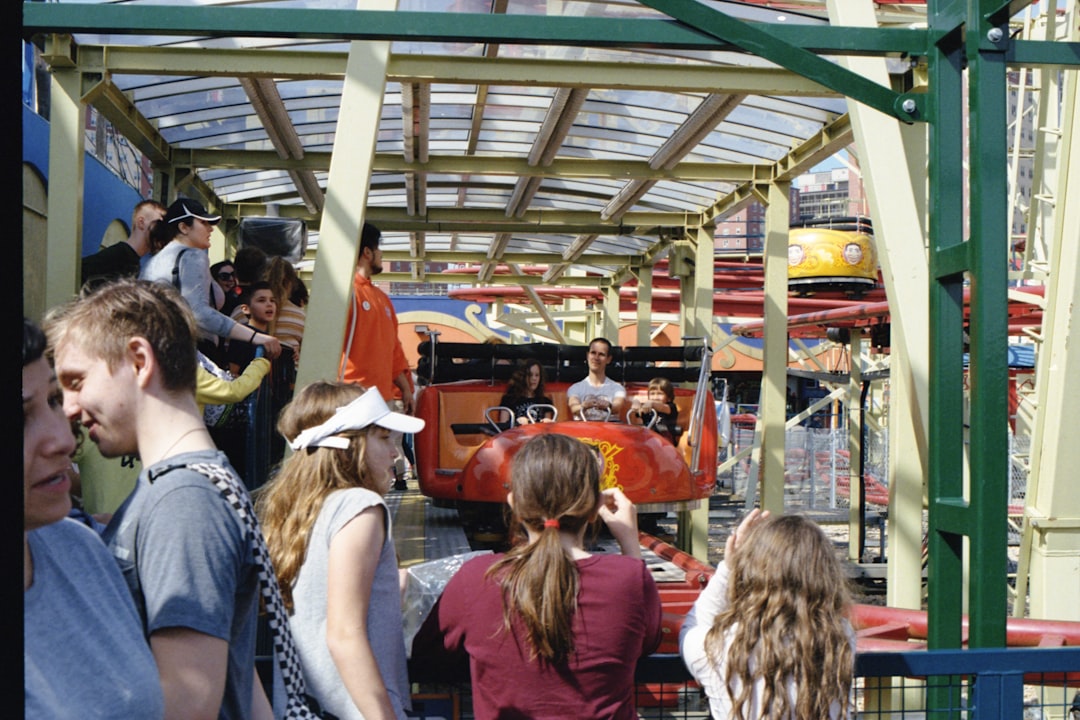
[
  {"x1": 413, "y1": 432, "x2": 662, "y2": 720},
  {"x1": 679, "y1": 510, "x2": 855, "y2": 720},
  {"x1": 23, "y1": 317, "x2": 165, "y2": 718},
  {"x1": 257, "y1": 382, "x2": 424, "y2": 720}
]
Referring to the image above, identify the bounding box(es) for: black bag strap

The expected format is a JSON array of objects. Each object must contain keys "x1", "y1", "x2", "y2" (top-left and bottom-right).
[
  {"x1": 171, "y1": 248, "x2": 216, "y2": 307},
  {"x1": 183, "y1": 462, "x2": 336, "y2": 720},
  {"x1": 171, "y1": 248, "x2": 189, "y2": 292}
]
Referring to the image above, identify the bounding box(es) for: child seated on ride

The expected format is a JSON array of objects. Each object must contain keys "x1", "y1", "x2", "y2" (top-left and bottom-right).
[
  {"x1": 498, "y1": 359, "x2": 554, "y2": 426},
  {"x1": 679, "y1": 510, "x2": 856, "y2": 720},
  {"x1": 629, "y1": 377, "x2": 680, "y2": 443},
  {"x1": 412, "y1": 433, "x2": 662, "y2": 720}
]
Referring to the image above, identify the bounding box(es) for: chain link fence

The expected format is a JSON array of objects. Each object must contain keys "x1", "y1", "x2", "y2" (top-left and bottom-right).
[{"x1": 721, "y1": 424, "x2": 891, "y2": 513}]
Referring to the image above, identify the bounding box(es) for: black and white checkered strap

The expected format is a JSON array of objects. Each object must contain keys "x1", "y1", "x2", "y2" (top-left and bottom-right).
[{"x1": 188, "y1": 463, "x2": 335, "y2": 720}]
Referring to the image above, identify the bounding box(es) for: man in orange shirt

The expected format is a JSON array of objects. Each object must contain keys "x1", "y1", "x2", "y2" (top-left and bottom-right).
[{"x1": 341, "y1": 222, "x2": 415, "y2": 488}]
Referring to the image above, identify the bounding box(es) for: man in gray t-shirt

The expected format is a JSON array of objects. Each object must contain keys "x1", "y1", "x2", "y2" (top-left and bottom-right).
[
  {"x1": 50, "y1": 279, "x2": 263, "y2": 720},
  {"x1": 566, "y1": 337, "x2": 627, "y2": 422}
]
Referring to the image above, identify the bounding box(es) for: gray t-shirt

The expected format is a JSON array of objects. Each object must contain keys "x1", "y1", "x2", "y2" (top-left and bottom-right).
[
  {"x1": 288, "y1": 488, "x2": 411, "y2": 720},
  {"x1": 142, "y1": 241, "x2": 236, "y2": 338},
  {"x1": 567, "y1": 376, "x2": 627, "y2": 421},
  {"x1": 25, "y1": 519, "x2": 165, "y2": 719},
  {"x1": 103, "y1": 449, "x2": 258, "y2": 720}
]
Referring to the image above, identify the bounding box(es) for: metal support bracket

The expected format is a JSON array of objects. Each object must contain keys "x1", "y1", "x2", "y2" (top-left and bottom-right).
[{"x1": 637, "y1": 0, "x2": 922, "y2": 123}]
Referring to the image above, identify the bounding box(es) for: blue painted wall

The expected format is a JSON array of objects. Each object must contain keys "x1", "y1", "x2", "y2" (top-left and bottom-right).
[{"x1": 23, "y1": 104, "x2": 145, "y2": 257}]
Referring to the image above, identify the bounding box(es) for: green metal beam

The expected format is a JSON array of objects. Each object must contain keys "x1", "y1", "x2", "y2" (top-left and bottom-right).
[
  {"x1": 1008, "y1": 40, "x2": 1080, "y2": 67},
  {"x1": 23, "y1": 3, "x2": 931, "y2": 56},
  {"x1": 925, "y1": 0, "x2": 1010, "y2": 662},
  {"x1": 926, "y1": 0, "x2": 968, "y2": 660},
  {"x1": 78, "y1": 45, "x2": 841, "y2": 96},
  {"x1": 962, "y1": 0, "x2": 1010, "y2": 651},
  {"x1": 636, "y1": 0, "x2": 920, "y2": 123},
  {"x1": 180, "y1": 149, "x2": 775, "y2": 183}
]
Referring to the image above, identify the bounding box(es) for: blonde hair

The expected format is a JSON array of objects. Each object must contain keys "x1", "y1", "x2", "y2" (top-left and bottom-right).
[
  {"x1": 705, "y1": 514, "x2": 853, "y2": 720},
  {"x1": 45, "y1": 279, "x2": 198, "y2": 394},
  {"x1": 486, "y1": 433, "x2": 600, "y2": 664},
  {"x1": 266, "y1": 255, "x2": 302, "y2": 330},
  {"x1": 255, "y1": 381, "x2": 381, "y2": 611}
]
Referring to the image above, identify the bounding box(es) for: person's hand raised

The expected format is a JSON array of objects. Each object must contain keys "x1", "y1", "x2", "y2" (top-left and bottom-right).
[
  {"x1": 598, "y1": 487, "x2": 641, "y2": 558},
  {"x1": 723, "y1": 508, "x2": 770, "y2": 570}
]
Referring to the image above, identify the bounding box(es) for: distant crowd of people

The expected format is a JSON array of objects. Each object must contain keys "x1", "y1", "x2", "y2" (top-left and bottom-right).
[{"x1": 25, "y1": 201, "x2": 857, "y2": 719}]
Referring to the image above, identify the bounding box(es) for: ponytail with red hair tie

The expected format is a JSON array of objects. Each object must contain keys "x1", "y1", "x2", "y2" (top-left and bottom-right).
[{"x1": 542, "y1": 518, "x2": 560, "y2": 529}]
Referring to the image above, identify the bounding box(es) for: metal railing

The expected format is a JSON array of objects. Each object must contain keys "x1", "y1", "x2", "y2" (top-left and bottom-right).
[{"x1": 407, "y1": 647, "x2": 1080, "y2": 719}]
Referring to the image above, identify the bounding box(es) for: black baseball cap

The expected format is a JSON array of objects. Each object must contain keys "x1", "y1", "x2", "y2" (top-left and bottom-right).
[{"x1": 164, "y1": 198, "x2": 221, "y2": 225}]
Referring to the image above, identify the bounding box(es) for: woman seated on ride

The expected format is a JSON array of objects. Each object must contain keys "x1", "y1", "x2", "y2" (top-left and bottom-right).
[
  {"x1": 498, "y1": 359, "x2": 554, "y2": 425},
  {"x1": 23, "y1": 318, "x2": 165, "y2": 718},
  {"x1": 679, "y1": 510, "x2": 856, "y2": 720},
  {"x1": 629, "y1": 376, "x2": 680, "y2": 443},
  {"x1": 412, "y1": 433, "x2": 662, "y2": 720},
  {"x1": 256, "y1": 381, "x2": 425, "y2": 720},
  {"x1": 141, "y1": 198, "x2": 280, "y2": 364}
]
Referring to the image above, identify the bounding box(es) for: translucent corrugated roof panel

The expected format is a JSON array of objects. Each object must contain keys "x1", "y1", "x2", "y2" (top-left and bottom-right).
[{"x1": 41, "y1": 0, "x2": 911, "y2": 282}]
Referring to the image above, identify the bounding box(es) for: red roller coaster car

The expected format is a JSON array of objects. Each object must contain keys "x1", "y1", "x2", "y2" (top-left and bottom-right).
[{"x1": 413, "y1": 341, "x2": 718, "y2": 513}]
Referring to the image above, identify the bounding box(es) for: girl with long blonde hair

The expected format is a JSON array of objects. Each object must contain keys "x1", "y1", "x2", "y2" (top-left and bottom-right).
[
  {"x1": 680, "y1": 510, "x2": 855, "y2": 720},
  {"x1": 257, "y1": 381, "x2": 424, "y2": 720},
  {"x1": 412, "y1": 432, "x2": 662, "y2": 719}
]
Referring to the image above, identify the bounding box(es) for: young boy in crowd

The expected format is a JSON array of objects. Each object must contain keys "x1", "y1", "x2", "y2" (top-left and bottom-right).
[
  {"x1": 225, "y1": 280, "x2": 296, "y2": 471},
  {"x1": 227, "y1": 281, "x2": 278, "y2": 377}
]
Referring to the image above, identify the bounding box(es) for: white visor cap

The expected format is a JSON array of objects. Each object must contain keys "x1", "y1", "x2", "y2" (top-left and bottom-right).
[{"x1": 290, "y1": 386, "x2": 425, "y2": 451}]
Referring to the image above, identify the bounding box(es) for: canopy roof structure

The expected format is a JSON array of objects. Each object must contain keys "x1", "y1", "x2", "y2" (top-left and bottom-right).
[{"x1": 24, "y1": 0, "x2": 930, "y2": 287}]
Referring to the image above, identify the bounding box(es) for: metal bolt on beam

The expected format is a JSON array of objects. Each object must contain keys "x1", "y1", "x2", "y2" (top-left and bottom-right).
[
  {"x1": 987, "y1": 28, "x2": 1004, "y2": 43},
  {"x1": 901, "y1": 98, "x2": 917, "y2": 114}
]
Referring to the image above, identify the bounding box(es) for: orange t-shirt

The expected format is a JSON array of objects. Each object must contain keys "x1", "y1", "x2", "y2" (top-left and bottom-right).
[{"x1": 341, "y1": 273, "x2": 409, "y2": 401}]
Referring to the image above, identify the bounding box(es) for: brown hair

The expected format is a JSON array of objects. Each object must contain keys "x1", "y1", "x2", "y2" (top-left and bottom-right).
[
  {"x1": 486, "y1": 433, "x2": 600, "y2": 664},
  {"x1": 647, "y1": 377, "x2": 675, "y2": 403},
  {"x1": 705, "y1": 514, "x2": 854, "y2": 720},
  {"x1": 265, "y1": 255, "x2": 308, "y2": 309},
  {"x1": 506, "y1": 359, "x2": 547, "y2": 400},
  {"x1": 255, "y1": 381, "x2": 381, "y2": 611},
  {"x1": 45, "y1": 279, "x2": 198, "y2": 394}
]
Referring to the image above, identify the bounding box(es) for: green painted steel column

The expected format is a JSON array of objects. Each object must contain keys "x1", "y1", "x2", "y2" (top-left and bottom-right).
[
  {"x1": 926, "y1": 0, "x2": 968, "y2": 660},
  {"x1": 926, "y1": 0, "x2": 1010, "y2": 666},
  {"x1": 963, "y1": 0, "x2": 1010, "y2": 649}
]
